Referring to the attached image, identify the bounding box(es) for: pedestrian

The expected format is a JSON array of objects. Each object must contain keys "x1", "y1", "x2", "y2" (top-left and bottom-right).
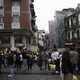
[
  {"x1": 75, "y1": 48, "x2": 80, "y2": 80},
  {"x1": 0, "y1": 52, "x2": 2, "y2": 73},
  {"x1": 7, "y1": 50, "x2": 14, "y2": 73},
  {"x1": 7, "y1": 51, "x2": 14, "y2": 67},
  {"x1": 43, "y1": 51, "x2": 48, "y2": 71},
  {"x1": 27, "y1": 51, "x2": 33, "y2": 71},
  {"x1": 19, "y1": 52, "x2": 23, "y2": 70},
  {"x1": 13, "y1": 51, "x2": 17, "y2": 68},
  {"x1": 47, "y1": 50, "x2": 52, "y2": 71},
  {"x1": 51, "y1": 48, "x2": 60, "y2": 73},
  {"x1": 37, "y1": 54, "x2": 43, "y2": 71},
  {"x1": 16, "y1": 49, "x2": 21, "y2": 71},
  {"x1": 69, "y1": 45, "x2": 79, "y2": 75},
  {"x1": 62, "y1": 47, "x2": 73, "y2": 80},
  {"x1": 0, "y1": 51, "x2": 5, "y2": 71}
]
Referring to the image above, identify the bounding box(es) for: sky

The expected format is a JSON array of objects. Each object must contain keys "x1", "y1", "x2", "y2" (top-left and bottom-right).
[{"x1": 34, "y1": 0, "x2": 80, "y2": 33}]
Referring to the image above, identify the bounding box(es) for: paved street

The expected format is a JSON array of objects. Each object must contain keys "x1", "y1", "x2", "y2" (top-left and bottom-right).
[
  {"x1": 0, "y1": 64, "x2": 61, "y2": 80},
  {"x1": 0, "y1": 73, "x2": 61, "y2": 80},
  {"x1": 0, "y1": 74, "x2": 8, "y2": 80},
  {"x1": 16, "y1": 74, "x2": 60, "y2": 80}
]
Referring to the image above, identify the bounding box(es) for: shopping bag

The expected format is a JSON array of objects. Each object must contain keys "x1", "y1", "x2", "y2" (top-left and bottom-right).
[
  {"x1": 72, "y1": 75, "x2": 78, "y2": 80},
  {"x1": 49, "y1": 64, "x2": 56, "y2": 70}
]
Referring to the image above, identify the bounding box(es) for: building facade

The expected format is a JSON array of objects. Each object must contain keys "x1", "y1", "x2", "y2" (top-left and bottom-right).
[
  {"x1": 49, "y1": 20, "x2": 57, "y2": 48},
  {"x1": 64, "y1": 4, "x2": 80, "y2": 48},
  {"x1": 0, "y1": 0, "x2": 36, "y2": 49},
  {"x1": 64, "y1": 10, "x2": 80, "y2": 48},
  {"x1": 49, "y1": 9, "x2": 74, "y2": 48}
]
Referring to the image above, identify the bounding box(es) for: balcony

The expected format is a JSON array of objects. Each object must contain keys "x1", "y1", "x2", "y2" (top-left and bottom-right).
[
  {"x1": 31, "y1": 19, "x2": 35, "y2": 25},
  {"x1": 30, "y1": 4, "x2": 34, "y2": 9},
  {"x1": 31, "y1": 24, "x2": 37, "y2": 32},
  {"x1": 30, "y1": 9, "x2": 36, "y2": 18},
  {"x1": 31, "y1": 0, "x2": 34, "y2": 2},
  {"x1": 31, "y1": 19, "x2": 36, "y2": 31},
  {"x1": 0, "y1": 28, "x2": 32, "y2": 37}
]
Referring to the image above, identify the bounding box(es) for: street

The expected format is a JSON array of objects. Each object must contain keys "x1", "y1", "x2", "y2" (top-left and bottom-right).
[
  {"x1": 0, "y1": 64, "x2": 61, "y2": 80},
  {"x1": 0, "y1": 73, "x2": 60, "y2": 80},
  {"x1": 16, "y1": 74, "x2": 60, "y2": 80}
]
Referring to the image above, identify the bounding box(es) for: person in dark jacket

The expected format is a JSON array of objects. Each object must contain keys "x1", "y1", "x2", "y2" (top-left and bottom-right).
[
  {"x1": 62, "y1": 48, "x2": 72, "y2": 74},
  {"x1": 69, "y1": 46, "x2": 79, "y2": 74},
  {"x1": 37, "y1": 54, "x2": 43, "y2": 71},
  {"x1": 7, "y1": 51, "x2": 14, "y2": 67},
  {"x1": 62, "y1": 47, "x2": 73, "y2": 80},
  {"x1": 0, "y1": 53, "x2": 2, "y2": 73},
  {"x1": 26, "y1": 51, "x2": 33, "y2": 71},
  {"x1": 77, "y1": 48, "x2": 80, "y2": 73}
]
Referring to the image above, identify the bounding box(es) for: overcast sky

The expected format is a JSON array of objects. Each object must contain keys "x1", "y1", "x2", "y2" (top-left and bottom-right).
[{"x1": 34, "y1": 0, "x2": 80, "y2": 33}]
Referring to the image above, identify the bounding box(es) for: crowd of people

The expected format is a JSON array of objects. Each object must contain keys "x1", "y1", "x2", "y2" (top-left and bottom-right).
[
  {"x1": 0, "y1": 45, "x2": 80, "y2": 79},
  {"x1": 0, "y1": 48, "x2": 58, "y2": 73}
]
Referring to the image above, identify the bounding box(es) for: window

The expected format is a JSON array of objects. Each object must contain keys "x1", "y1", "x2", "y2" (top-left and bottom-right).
[
  {"x1": 79, "y1": 28, "x2": 80, "y2": 38},
  {"x1": 72, "y1": 31, "x2": 74, "y2": 39},
  {"x1": 0, "y1": 0, "x2": 4, "y2": 8},
  {"x1": 74, "y1": 31, "x2": 77, "y2": 39},
  {"x1": 0, "y1": 17, "x2": 3, "y2": 23},
  {"x1": 67, "y1": 32, "x2": 70, "y2": 40},
  {"x1": 67, "y1": 20, "x2": 69, "y2": 28},
  {"x1": 67, "y1": 31, "x2": 72, "y2": 40},
  {"x1": 77, "y1": 29, "x2": 79, "y2": 39},
  {"x1": 11, "y1": 22, "x2": 20, "y2": 29},
  {"x1": 12, "y1": 1, "x2": 20, "y2": 16},
  {"x1": 70, "y1": 31, "x2": 72, "y2": 40},
  {"x1": 12, "y1": 16, "x2": 19, "y2": 22},
  {"x1": 69, "y1": 18, "x2": 71, "y2": 28},
  {"x1": 78, "y1": 14, "x2": 80, "y2": 25},
  {"x1": 0, "y1": 9, "x2": 4, "y2": 16},
  {"x1": 0, "y1": 23, "x2": 4, "y2": 29},
  {"x1": 73, "y1": 17, "x2": 76, "y2": 25}
]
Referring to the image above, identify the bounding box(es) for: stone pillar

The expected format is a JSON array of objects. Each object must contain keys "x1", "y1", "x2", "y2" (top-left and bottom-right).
[
  {"x1": 10, "y1": 36, "x2": 15, "y2": 50},
  {"x1": 22, "y1": 36, "x2": 27, "y2": 48}
]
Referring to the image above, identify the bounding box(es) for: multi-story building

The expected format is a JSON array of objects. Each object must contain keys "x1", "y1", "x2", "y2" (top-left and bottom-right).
[
  {"x1": 49, "y1": 20, "x2": 57, "y2": 48},
  {"x1": 64, "y1": 4, "x2": 80, "y2": 48},
  {"x1": 49, "y1": 8, "x2": 74, "y2": 48},
  {"x1": 0, "y1": 0, "x2": 36, "y2": 50}
]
